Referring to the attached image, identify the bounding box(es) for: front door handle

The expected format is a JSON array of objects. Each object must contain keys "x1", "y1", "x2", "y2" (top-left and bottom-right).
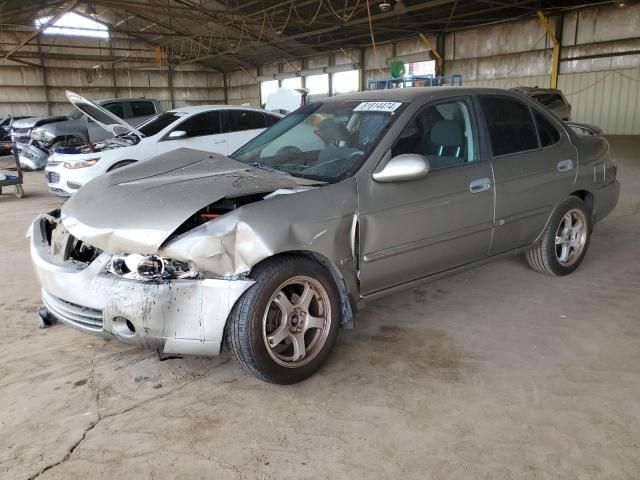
[
  {"x1": 557, "y1": 159, "x2": 574, "y2": 172},
  {"x1": 213, "y1": 139, "x2": 227, "y2": 144},
  {"x1": 470, "y1": 177, "x2": 492, "y2": 193}
]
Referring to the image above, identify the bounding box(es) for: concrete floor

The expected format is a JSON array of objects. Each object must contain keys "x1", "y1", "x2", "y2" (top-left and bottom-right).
[{"x1": 1, "y1": 137, "x2": 639, "y2": 480}]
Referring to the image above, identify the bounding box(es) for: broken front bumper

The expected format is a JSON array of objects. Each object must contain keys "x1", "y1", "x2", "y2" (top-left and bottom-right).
[{"x1": 29, "y1": 215, "x2": 255, "y2": 356}]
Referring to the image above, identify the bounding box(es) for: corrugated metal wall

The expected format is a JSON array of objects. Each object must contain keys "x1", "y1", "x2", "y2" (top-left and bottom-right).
[
  {"x1": 559, "y1": 69, "x2": 640, "y2": 135},
  {"x1": 444, "y1": 5, "x2": 640, "y2": 134},
  {"x1": 0, "y1": 31, "x2": 226, "y2": 116}
]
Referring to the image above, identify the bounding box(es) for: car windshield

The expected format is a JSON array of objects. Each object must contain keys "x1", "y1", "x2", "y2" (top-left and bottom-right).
[
  {"x1": 231, "y1": 100, "x2": 404, "y2": 182},
  {"x1": 136, "y1": 112, "x2": 185, "y2": 137}
]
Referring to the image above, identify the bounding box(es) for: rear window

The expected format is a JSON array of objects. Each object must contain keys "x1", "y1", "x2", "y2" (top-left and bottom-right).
[
  {"x1": 225, "y1": 110, "x2": 266, "y2": 132},
  {"x1": 533, "y1": 93, "x2": 565, "y2": 109},
  {"x1": 131, "y1": 101, "x2": 156, "y2": 117},
  {"x1": 75, "y1": 103, "x2": 121, "y2": 125},
  {"x1": 479, "y1": 95, "x2": 539, "y2": 156}
]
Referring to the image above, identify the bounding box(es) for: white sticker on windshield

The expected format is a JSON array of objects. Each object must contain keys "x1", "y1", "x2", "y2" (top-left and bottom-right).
[{"x1": 353, "y1": 101, "x2": 402, "y2": 112}]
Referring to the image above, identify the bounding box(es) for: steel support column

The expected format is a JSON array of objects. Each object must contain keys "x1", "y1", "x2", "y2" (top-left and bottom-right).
[
  {"x1": 36, "y1": 36, "x2": 51, "y2": 115},
  {"x1": 537, "y1": 10, "x2": 561, "y2": 89},
  {"x1": 168, "y1": 65, "x2": 175, "y2": 109}
]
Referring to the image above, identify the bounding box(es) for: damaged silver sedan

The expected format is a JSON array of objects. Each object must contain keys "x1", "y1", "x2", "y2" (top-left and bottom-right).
[{"x1": 29, "y1": 88, "x2": 619, "y2": 384}]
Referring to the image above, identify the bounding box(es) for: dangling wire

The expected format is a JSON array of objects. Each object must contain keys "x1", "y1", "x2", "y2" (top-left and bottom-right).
[
  {"x1": 325, "y1": 0, "x2": 361, "y2": 22},
  {"x1": 276, "y1": 1, "x2": 294, "y2": 33},
  {"x1": 293, "y1": 0, "x2": 323, "y2": 27},
  {"x1": 365, "y1": 0, "x2": 382, "y2": 71}
]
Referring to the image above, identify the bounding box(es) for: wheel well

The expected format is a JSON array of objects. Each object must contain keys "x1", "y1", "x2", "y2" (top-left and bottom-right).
[
  {"x1": 570, "y1": 189, "x2": 595, "y2": 219},
  {"x1": 251, "y1": 251, "x2": 356, "y2": 329}
]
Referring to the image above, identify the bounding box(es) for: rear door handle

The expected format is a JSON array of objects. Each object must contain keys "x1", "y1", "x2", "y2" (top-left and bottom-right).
[
  {"x1": 469, "y1": 177, "x2": 492, "y2": 193},
  {"x1": 557, "y1": 159, "x2": 574, "y2": 172},
  {"x1": 213, "y1": 139, "x2": 227, "y2": 144}
]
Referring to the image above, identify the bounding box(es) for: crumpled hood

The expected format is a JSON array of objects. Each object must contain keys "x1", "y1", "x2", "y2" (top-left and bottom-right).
[
  {"x1": 61, "y1": 148, "x2": 321, "y2": 254},
  {"x1": 12, "y1": 116, "x2": 67, "y2": 129}
]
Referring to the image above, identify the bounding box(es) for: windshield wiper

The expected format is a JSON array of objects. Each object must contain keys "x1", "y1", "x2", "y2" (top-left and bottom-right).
[{"x1": 249, "y1": 162, "x2": 288, "y2": 175}]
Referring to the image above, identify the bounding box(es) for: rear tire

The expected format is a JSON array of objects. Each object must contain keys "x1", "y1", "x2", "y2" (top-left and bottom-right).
[
  {"x1": 225, "y1": 256, "x2": 341, "y2": 384},
  {"x1": 526, "y1": 196, "x2": 592, "y2": 276}
]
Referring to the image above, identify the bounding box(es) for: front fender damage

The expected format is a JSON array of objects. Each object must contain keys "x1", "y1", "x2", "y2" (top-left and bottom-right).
[
  {"x1": 159, "y1": 215, "x2": 272, "y2": 279},
  {"x1": 158, "y1": 182, "x2": 360, "y2": 328}
]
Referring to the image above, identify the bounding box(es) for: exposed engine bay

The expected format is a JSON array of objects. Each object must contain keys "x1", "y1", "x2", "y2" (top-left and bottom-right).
[{"x1": 60, "y1": 133, "x2": 140, "y2": 154}]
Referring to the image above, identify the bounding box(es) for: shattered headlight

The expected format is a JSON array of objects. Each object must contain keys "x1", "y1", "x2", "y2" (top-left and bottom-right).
[
  {"x1": 64, "y1": 158, "x2": 100, "y2": 169},
  {"x1": 107, "y1": 254, "x2": 199, "y2": 281}
]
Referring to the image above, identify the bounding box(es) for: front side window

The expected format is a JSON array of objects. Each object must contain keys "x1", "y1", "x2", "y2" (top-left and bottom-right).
[
  {"x1": 392, "y1": 99, "x2": 476, "y2": 170},
  {"x1": 479, "y1": 95, "x2": 538, "y2": 156},
  {"x1": 533, "y1": 109, "x2": 561, "y2": 147},
  {"x1": 174, "y1": 111, "x2": 221, "y2": 137},
  {"x1": 225, "y1": 110, "x2": 266, "y2": 132},
  {"x1": 232, "y1": 100, "x2": 405, "y2": 182},
  {"x1": 130, "y1": 101, "x2": 156, "y2": 117}
]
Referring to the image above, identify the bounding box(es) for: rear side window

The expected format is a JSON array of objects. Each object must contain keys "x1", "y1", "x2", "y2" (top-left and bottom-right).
[
  {"x1": 533, "y1": 110, "x2": 561, "y2": 147},
  {"x1": 131, "y1": 101, "x2": 156, "y2": 117},
  {"x1": 479, "y1": 96, "x2": 538, "y2": 156},
  {"x1": 102, "y1": 102, "x2": 125, "y2": 119},
  {"x1": 174, "y1": 111, "x2": 221, "y2": 137},
  {"x1": 534, "y1": 93, "x2": 565, "y2": 109},
  {"x1": 225, "y1": 110, "x2": 266, "y2": 132}
]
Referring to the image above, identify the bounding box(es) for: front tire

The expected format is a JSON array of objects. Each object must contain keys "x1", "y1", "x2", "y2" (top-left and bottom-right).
[
  {"x1": 526, "y1": 196, "x2": 592, "y2": 276},
  {"x1": 225, "y1": 256, "x2": 341, "y2": 384}
]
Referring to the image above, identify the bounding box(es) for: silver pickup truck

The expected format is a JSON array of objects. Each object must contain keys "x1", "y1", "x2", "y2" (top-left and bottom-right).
[{"x1": 12, "y1": 97, "x2": 162, "y2": 169}]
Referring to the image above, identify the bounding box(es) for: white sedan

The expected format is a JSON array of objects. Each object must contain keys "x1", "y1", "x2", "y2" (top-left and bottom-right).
[{"x1": 46, "y1": 91, "x2": 282, "y2": 196}]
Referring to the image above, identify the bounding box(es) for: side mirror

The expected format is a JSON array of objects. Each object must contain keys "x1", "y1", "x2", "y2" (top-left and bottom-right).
[
  {"x1": 168, "y1": 130, "x2": 187, "y2": 139},
  {"x1": 372, "y1": 154, "x2": 430, "y2": 183}
]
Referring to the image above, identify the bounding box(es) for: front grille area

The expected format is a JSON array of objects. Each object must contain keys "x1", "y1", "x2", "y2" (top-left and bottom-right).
[
  {"x1": 42, "y1": 215, "x2": 102, "y2": 266},
  {"x1": 47, "y1": 160, "x2": 62, "y2": 167},
  {"x1": 47, "y1": 172, "x2": 60, "y2": 183},
  {"x1": 42, "y1": 291, "x2": 103, "y2": 333}
]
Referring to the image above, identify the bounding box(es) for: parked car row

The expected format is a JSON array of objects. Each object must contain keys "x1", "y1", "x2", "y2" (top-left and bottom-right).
[
  {"x1": 8, "y1": 97, "x2": 162, "y2": 170},
  {"x1": 44, "y1": 92, "x2": 282, "y2": 196},
  {"x1": 28, "y1": 86, "x2": 619, "y2": 384},
  {"x1": 0, "y1": 115, "x2": 32, "y2": 155}
]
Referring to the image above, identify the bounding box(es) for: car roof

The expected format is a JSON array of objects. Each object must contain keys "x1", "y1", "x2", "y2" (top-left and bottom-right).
[
  {"x1": 510, "y1": 86, "x2": 562, "y2": 94},
  {"x1": 319, "y1": 87, "x2": 533, "y2": 103},
  {"x1": 96, "y1": 97, "x2": 156, "y2": 104},
  {"x1": 168, "y1": 104, "x2": 282, "y2": 116}
]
